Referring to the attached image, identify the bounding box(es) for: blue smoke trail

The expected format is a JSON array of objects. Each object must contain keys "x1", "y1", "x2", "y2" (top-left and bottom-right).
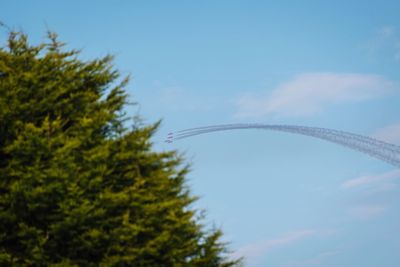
[{"x1": 166, "y1": 123, "x2": 400, "y2": 168}]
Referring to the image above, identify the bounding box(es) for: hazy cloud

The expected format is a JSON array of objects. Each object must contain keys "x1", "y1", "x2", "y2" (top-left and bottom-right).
[
  {"x1": 372, "y1": 123, "x2": 400, "y2": 144},
  {"x1": 366, "y1": 26, "x2": 400, "y2": 62},
  {"x1": 147, "y1": 85, "x2": 219, "y2": 112},
  {"x1": 230, "y1": 229, "x2": 335, "y2": 264},
  {"x1": 350, "y1": 205, "x2": 388, "y2": 220},
  {"x1": 235, "y1": 72, "x2": 397, "y2": 118},
  {"x1": 285, "y1": 251, "x2": 340, "y2": 267},
  {"x1": 231, "y1": 230, "x2": 315, "y2": 263},
  {"x1": 342, "y1": 169, "x2": 400, "y2": 191},
  {"x1": 343, "y1": 170, "x2": 400, "y2": 221}
]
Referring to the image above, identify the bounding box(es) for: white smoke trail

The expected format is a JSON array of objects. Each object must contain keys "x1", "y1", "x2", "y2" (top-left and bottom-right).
[{"x1": 166, "y1": 124, "x2": 400, "y2": 168}]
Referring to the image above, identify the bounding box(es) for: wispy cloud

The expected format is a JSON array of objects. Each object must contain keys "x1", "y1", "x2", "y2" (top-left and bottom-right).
[
  {"x1": 230, "y1": 229, "x2": 334, "y2": 264},
  {"x1": 366, "y1": 26, "x2": 400, "y2": 62},
  {"x1": 342, "y1": 169, "x2": 400, "y2": 191},
  {"x1": 285, "y1": 251, "x2": 340, "y2": 267},
  {"x1": 380, "y1": 26, "x2": 396, "y2": 37},
  {"x1": 342, "y1": 170, "x2": 400, "y2": 220},
  {"x1": 349, "y1": 205, "x2": 388, "y2": 220},
  {"x1": 147, "y1": 84, "x2": 219, "y2": 112},
  {"x1": 231, "y1": 230, "x2": 315, "y2": 263},
  {"x1": 157, "y1": 86, "x2": 214, "y2": 111},
  {"x1": 372, "y1": 123, "x2": 400, "y2": 144},
  {"x1": 235, "y1": 72, "x2": 397, "y2": 118}
]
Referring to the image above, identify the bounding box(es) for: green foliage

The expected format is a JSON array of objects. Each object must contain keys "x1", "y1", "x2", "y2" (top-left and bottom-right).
[{"x1": 0, "y1": 31, "x2": 241, "y2": 266}]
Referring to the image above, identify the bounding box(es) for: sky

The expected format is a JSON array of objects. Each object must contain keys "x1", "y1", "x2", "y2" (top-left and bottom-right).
[{"x1": 2, "y1": 1, "x2": 400, "y2": 266}]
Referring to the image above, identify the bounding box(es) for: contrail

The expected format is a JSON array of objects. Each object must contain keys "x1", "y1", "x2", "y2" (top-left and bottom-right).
[{"x1": 166, "y1": 123, "x2": 400, "y2": 167}]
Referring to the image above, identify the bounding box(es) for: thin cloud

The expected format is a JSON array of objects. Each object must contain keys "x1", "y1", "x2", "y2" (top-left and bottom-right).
[
  {"x1": 285, "y1": 251, "x2": 340, "y2": 267},
  {"x1": 156, "y1": 86, "x2": 216, "y2": 112},
  {"x1": 230, "y1": 229, "x2": 335, "y2": 264},
  {"x1": 342, "y1": 169, "x2": 400, "y2": 191},
  {"x1": 372, "y1": 123, "x2": 400, "y2": 144},
  {"x1": 366, "y1": 26, "x2": 400, "y2": 62},
  {"x1": 379, "y1": 26, "x2": 396, "y2": 37},
  {"x1": 350, "y1": 205, "x2": 388, "y2": 220},
  {"x1": 235, "y1": 72, "x2": 397, "y2": 118},
  {"x1": 343, "y1": 170, "x2": 399, "y2": 221},
  {"x1": 231, "y1": 230, "x2": 315, "y2": 263}
]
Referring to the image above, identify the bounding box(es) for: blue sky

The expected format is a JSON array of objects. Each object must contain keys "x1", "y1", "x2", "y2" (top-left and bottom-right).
[{"x1": 3, "y1": 1, "x2": 400, "y2": 266}]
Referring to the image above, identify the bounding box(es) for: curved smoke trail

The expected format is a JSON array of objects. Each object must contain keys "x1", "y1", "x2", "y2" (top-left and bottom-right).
[{"x1": 165, "y1": 123, "x2": 400, "y2": 168}]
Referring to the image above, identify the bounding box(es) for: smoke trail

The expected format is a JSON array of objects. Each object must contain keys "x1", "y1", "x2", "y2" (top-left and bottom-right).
[{"x1": 166, "y1": 123, "x2": 400, "y2": 168}]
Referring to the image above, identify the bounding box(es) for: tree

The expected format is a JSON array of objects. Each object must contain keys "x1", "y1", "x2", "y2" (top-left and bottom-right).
[{"x1": 0, "y1": 30, "x2": 241, "y2": 266}]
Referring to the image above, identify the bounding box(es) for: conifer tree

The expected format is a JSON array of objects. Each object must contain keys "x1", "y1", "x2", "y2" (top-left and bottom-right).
[{"x1": 0, "y1": 31, "x2": 241, "y2": 266}]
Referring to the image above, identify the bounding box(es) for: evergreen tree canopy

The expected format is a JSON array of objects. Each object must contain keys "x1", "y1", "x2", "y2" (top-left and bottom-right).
[{"x1": 0, "y1": 31, "x2": 241, "y2": 266}]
